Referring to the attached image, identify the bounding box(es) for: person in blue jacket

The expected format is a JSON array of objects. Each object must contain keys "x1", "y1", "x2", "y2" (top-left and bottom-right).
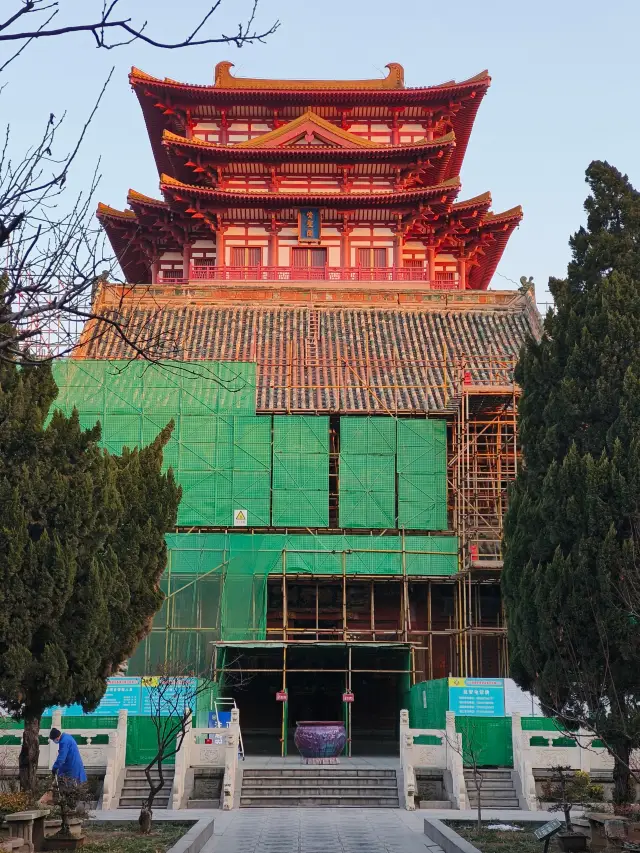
[{"x1": 49, "y1": 728, "x2": 87, "y2": 783}]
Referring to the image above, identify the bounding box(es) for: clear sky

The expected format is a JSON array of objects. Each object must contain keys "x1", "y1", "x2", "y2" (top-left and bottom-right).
[{"x1": 3, "y1": 0, "x2": 639, "y2": 306}]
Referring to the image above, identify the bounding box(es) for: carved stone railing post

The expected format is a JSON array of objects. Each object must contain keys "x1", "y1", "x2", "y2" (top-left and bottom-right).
[
  {"x1": 101, "y1": 710, "x2": 128, "y2": 810},
  {"x1": 445, "y1": 711, "x2": 467, "y2": 809},
  {"x1": 399, "y1": 710, "x2": 416, "y2": 810},
  {"x1": 512, "y1": 712, "x2": 537, "y2": 810},
  {"x1": 222, "y1": 708, "x2": 240, "y2": 810},
  {"x1": 171, "y1": 708, "x2": 192, "y2": 810}
]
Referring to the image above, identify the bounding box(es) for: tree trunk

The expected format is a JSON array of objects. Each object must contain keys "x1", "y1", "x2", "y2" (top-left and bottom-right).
[
  {"x1": 19, "y1": 712, "x2": 41, "y2": 793},
  {"x1": 613, "y1": 742, "x2": 633, "y2": 805}
]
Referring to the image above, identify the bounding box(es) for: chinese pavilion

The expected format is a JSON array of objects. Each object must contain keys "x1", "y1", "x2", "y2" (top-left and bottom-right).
[
  {"x1": 56, "y1": 62, "x2": 538, "y2": 757},
  {"x1": 97, "y1": 61, "x2": 522, "y2": 290}
]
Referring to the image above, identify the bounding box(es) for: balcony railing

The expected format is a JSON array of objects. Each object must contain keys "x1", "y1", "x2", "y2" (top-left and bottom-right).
[{"x1": 181, "y1": 264, "x2": 459, "y2": 288}]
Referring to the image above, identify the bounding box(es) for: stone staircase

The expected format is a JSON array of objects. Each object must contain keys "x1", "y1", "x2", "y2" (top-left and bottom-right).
[
  {"x1": 118, "y1": 766, "x2": 174, "y2": 809},
  {"x1": 464, "y1": 769, "x2": 520, "y2": 810},
  {"x1": 240, "y1": 767, "x2": 399, "y2": 807}
]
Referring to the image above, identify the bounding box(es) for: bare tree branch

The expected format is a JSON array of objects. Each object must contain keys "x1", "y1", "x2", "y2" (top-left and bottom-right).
[{"x1": 0, "y1": 0, "x2": 279, "y2": 51}]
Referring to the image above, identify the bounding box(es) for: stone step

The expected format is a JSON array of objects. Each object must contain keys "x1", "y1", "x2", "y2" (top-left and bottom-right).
[
  {"x1": 241, "y1": 785, "x2": 400, "y2": 797},
  {"x1": 120, "y1": 785, "x2": 173, "y2": 796},
  {"x1": 242, "y1": 768, "x2": 396, "y2": 777},
  {"x1": 125, "y1": 769, "x2": 175, "y2": 778},
  {"x1": 466, "y1": 780, "x2": 516, "y2": 790},
  {"x1": 464, "y1": 770, "x2": 512, "y2": 779},
  {"x1": 118, "y1": 795, "x2": 170, "y2": 808},
  {"x1": 240, "y1": 794, "x2": 399, "y2": 808},
  {"x1": 188, "y1": 799, "x2": 219, "y2": 809},
  {"x1": 241, "y1": 776, "x2": 396, "y2": 788},
  {"x1": 466, "y1": 797, "x2": 521, "y2": 809}
]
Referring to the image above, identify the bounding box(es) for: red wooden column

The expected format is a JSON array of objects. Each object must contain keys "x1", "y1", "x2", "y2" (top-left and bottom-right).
[
  {"x1": 427, "y1": 246, "x2": 436, "y2": 286},
  {"x1": 458, "y1": 256, "x2": 467, "y2": 290},
  {"x1": 389, "y1": 108, "x2": 403, "y2": 145},
  {"x1": 393, "y1": 232, "x2": 404, "y2": 269},
  {"x1": 216, "y1": 228, "x2": 226, "y2": 268},
  {"x1": 219, "y1": 109, "x2": 229, "y2": 145},
  {"x1": 338, "y1": 216, "x2": 353, "y2": 269},
  {"x1": 267, "y1": 221, "x2": 281, "y2": 268},
  {"x1": 182, "y1": 242, "x2": 192, "y2": 281}
]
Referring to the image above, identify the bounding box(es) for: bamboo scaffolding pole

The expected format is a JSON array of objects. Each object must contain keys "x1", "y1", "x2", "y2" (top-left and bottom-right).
[
  {"x1": 342, "y1": 551, "x2": 347, "y2": 641},
  {"x1": 281, "y1": 645, "x2": 287, "y2": 757},
  {"x1": 347, "y1": 646, "x2": 352, "y2": 758},
  {"x1": 282, "y1": 549, "x2": 288, "y2": 642}
]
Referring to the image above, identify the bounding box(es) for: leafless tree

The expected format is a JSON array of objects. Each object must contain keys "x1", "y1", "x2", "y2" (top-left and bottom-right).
[
  {"x1": 447, "y1": 720, "x2": 486, "y2": 830},
  {"x1": 138, "y1": 665, "x2": 215, "y2": 832},
  {"x1": 0, "y1": 1, "x2": 279, "y2": 364}
]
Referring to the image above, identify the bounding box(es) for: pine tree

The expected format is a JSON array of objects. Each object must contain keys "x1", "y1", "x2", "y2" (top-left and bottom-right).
[
  {"x1": 502, "y1": 162, "x2": 640, "y2": 803},
  {"x1": 0, "y1": 319, "x2": 181, "y2": 789}
]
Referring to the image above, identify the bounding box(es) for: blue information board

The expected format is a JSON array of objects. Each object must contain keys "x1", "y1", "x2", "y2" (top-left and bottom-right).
[
  {"x1": 48, "y1": 676, "x2": 197, "y2": 718},
  {"x1": 140, "y1": 677, "x2": 196, "y2": 717},
  {"x1": 448, "y1": 677, "x2": 505, "y2": 717},
  {"x1": 48, "y1": 677, "x2": 142, "y2": 717}
]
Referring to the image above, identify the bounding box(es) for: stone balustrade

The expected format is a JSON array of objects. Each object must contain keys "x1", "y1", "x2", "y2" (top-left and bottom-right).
[
  {"x1": 399, "y1": 709, "x2": 467, "y2": 811},
  {"x1": 511, "y1": 711, "x2": 640, "y2": 805},
  {"x1": 0, "y1": 709, "x2": 128, "y2": 811},
  {"x1": 169, "y1": 708, "x2": 240, "y2": 809}
]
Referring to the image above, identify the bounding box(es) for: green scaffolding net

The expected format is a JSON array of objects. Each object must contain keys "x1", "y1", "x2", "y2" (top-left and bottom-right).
[
  {"x1": 272, "y1": 416, "x2": 329, "y2": 527},
  {"x1": 127, "y1": 531, "x2": 459, "y2": 673}
]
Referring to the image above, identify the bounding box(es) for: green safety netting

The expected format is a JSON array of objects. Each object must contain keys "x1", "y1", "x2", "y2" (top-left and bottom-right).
[
  {"x1": 339, "y1": 417, "x2": 396, "y2": 528},
  {"x1": 128, "y1": 532, "x2": 459, "y2": 672},
  {"x1": 51, "y1": 370, "x2": 450, "y2": 531},
  {"x1": 272, "y1": 416, "x2": 329, "y2": 527},
  {"x1": 52, "y1": 360, "x2": 278, "y2": 528}
]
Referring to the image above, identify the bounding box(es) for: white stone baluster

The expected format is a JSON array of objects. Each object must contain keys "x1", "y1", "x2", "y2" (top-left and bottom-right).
[
  {"x1": 222, "y1": 708, "x2": 240, "y2": 810},
  {"x1": 399, "y1": 710, "x2": 416, "y2": 810},
  {"x1": 171, "y1": 708, "x2": 192, "y2": 810},
  {"x1": 445, "y1": 711, "x2": 467, "y2": 809},
  {"x1": 512, "y1": 712, "x2": 537, "y2": 810}
]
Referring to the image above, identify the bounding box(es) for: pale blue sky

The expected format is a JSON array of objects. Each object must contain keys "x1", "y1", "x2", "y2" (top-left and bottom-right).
[{"x1": 3, "y1": 0, "x2": 639, "y2": 305}]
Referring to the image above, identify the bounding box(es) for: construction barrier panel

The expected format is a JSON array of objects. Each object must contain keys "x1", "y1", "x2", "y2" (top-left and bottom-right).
[
  {"x1": 397, "y1": 419, "x2": 448, "y2": 530},
  {"x1": 339, "y1": 416, "x2": 396, "y2": 528},
  {"x1": 272, "y1": 416, "x2": 329, "y2": 527}
]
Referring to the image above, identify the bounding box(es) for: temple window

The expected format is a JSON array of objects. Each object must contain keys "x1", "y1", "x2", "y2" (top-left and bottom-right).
[
  {"x1": 357, "y1": 247, "x2": 388, "y2": 269},
  {"x1": 231, "y1": 246, "x2": 262, "y2": 267},
  {"x1": 292, "y1": 247, "x2": 327, "y2": 269}
]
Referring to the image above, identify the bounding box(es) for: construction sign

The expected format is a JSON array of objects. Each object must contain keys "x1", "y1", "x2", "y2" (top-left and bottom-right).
[{"x1": 233, "y1": 508, "x2": 248, "y2": 527}]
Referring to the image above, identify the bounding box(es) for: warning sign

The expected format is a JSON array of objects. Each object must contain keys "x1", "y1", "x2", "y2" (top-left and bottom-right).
[{"x1": 233, "y1": 509, "x2": 247, "y2": 527}]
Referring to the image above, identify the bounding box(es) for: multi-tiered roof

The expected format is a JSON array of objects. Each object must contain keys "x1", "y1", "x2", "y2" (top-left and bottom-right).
[
  {"x1": 98, "y1": 62, "x2": 522, "y2": 291},
  {"x1": 87, "y1": 64, "x2": 534, "y2": 412}
]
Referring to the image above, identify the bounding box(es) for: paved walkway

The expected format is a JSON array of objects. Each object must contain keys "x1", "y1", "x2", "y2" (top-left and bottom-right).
[
  {"x1": 211, "y1": 808, "x2": 439, "y2": 853},
  {"x1": 92, "y1": 806, "x2": 562, "y2": 853}
]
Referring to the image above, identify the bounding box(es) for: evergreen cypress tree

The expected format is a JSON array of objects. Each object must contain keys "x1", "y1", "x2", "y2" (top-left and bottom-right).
[
  {"x1": 503, "y1": 162, "x2": 640, "y2": 803},
  {"x1": 0, "y1": 317, "x2": 181, "y2": 789}
]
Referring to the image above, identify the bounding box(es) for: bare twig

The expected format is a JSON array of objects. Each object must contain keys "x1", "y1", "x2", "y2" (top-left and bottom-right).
[{"x1": 0, "y1": 1, "x2": 279, "y2": 52}]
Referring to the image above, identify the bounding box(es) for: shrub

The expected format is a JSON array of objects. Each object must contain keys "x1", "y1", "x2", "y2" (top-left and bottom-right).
[{"x1": 0, "y1": 791, "x2": 30, "y2": 818}]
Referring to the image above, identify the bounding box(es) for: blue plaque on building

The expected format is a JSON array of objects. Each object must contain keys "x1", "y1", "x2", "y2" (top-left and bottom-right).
[{"x1": 299, "y1": 208, "x2": 321, "y2": 242}]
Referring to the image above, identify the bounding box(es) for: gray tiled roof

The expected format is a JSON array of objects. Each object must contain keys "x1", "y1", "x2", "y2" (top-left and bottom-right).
[{"x1": 81, "y1": 304, "x2": 536, "y2": 413}]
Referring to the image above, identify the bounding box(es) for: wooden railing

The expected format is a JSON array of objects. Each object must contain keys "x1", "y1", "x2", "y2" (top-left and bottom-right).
[{"x1": 179, "y1": 264, "x2": 459, "y2": 288}]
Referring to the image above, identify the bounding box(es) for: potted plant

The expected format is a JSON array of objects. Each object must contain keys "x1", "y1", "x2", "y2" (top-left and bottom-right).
[
  {"x1": 541, "y1": 765, "x2": 604, "y2": 852},
  {"x1": 44, "y1": 777, "x2": 88, "y2": 850}
]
